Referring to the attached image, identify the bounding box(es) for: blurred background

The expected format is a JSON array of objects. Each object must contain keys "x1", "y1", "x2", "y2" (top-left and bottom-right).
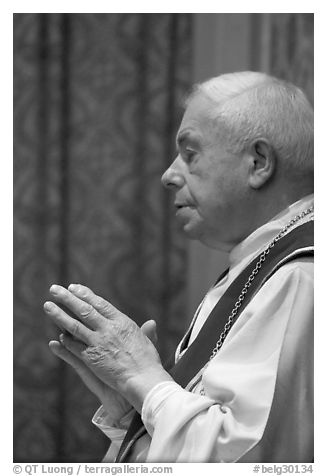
[{"x1": 13, "y1": 13, "x2": 313, "y2": 462}]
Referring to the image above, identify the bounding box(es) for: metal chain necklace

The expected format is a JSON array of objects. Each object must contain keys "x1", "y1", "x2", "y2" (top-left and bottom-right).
[
  {"x1": 208, "y1": 205, "x2": 314, "y2": 362},
  {"x1": 198, "y1": 205, "x2": 314, "y2": 395}
]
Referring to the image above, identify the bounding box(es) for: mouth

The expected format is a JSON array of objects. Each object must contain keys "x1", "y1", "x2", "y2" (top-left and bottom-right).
[
  {"x1": 174, "y1": 203, "x2": 194, "y2": 209},
  {"x1": 174, "y1": 203, "x2": 195, "y2": 215}
]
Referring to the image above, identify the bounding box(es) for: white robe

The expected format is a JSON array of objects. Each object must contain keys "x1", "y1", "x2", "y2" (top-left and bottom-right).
[{"x1": 92, "y1": 194, "x2": 314, "y2": 463}]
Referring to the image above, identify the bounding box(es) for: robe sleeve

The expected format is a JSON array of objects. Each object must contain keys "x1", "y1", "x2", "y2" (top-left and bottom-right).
[{"x1": 92, "y1": 406, "x2": 134, "y2": 462}]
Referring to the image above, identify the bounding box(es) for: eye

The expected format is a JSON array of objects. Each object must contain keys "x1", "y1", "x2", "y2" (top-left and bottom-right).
[{"x1": 184, "y1": 147, "x2": 196, "y2": 162}]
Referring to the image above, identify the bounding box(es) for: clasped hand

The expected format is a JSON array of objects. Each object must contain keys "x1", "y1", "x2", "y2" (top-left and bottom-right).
[{"x1": 44, "y1": 284, "x2": 172, "y2": 414}]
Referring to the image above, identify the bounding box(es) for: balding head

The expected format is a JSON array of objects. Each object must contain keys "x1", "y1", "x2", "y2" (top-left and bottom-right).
[{"x1": 187, "y1": 72, "x2": 313, "y2": 186}]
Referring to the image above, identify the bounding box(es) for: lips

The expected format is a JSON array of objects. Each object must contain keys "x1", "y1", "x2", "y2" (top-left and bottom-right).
[
  {"x1": 174, "y1": 202, "x2": 194, "y2": 209},
  {"x1": 174, "y1": 203, "x2": 195, "y2": 216}
]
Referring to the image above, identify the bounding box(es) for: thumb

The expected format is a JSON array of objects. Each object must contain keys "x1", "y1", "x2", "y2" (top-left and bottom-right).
[{"x1": 141, "y1": 319, "x2": 158, "y2": 345}]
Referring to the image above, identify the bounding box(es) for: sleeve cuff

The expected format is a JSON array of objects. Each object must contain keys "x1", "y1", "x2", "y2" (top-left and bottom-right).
[
  {"x1": 141, "y1": 380, "x2": 185, "y2": 437},
  {"x1": 92, "y1": 405, "x2": 134, "y2": 441}
]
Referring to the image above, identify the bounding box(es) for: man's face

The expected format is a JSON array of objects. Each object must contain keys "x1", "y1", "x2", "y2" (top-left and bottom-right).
[{"x1": 161, "y1": 94, "x2": 250, "y2": 251}]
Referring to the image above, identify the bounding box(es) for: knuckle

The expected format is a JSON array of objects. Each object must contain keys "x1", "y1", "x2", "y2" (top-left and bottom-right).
[
  {"x1": 80, "y1": 304, "x2": 93, "y2": 318},
  {"x1": 97, "y1": 299, "x2": 114, "y2": 316},
  {"x1": 84, "y1": 345, "x2": 103, "y2": 364},
  {"x1": 71, "y1": 320, "x2": 80, "y2": 337}
]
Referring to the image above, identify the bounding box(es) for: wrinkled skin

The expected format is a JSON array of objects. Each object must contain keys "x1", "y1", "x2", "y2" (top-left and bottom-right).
[{"x1": 45, "y1": 284, "x2": 172, "y2": 413}]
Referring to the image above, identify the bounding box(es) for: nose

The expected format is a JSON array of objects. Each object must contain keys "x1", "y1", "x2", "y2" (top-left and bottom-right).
[{"x1": 161, "y1": 157, "x2": 185, "y2": 189}]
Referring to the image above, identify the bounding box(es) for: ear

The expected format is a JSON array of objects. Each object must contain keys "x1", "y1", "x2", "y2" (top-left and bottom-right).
[{"x1": 248, "y1": 139, "x2": 276, "y2": 189}]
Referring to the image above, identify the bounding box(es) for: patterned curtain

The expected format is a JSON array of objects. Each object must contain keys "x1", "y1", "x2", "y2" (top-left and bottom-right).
[
  {"x1": 270, "y1": 14, "x2": 313, "y2": 104},
  {"x1": 14, "y1": 13, "x2": 192, "y2": 462},
  {"x1": 254, "y1": 13, "x2": 313, "y2": 103}
]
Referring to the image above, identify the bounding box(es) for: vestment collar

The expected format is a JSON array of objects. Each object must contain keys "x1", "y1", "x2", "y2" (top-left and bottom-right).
[{"x1": 228, "y1": 194, "x2": 314, "y2": 269}]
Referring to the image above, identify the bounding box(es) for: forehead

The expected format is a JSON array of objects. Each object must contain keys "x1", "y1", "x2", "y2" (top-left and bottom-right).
[{"x1": 177, "y1": 94, "x2": 215, "y2": 142}]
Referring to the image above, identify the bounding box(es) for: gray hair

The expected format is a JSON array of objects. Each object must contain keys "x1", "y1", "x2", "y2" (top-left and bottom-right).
[{"x1": 187, "y1": 71, "x2": 314, "y2": 179}]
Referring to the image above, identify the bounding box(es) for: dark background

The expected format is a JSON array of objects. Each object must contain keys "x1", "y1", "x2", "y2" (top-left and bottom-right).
[{"x1": 13, "y1": 13, "x2": 313, "y2": 462}]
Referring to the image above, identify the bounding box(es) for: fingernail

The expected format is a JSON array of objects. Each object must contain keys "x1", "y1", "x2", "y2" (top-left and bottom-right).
[
  {"x1": 68, "y1": 283, "x2": 79, "y2": 292},
  {"x1": 50, "y1": 284, "x2": 60, "y2": 294},
  {"x1": 44, "y1": 301, "x2": 55, "y2": 312},
  {"x1": 59, "y1": 333, "x2": 64, "y2": 343}
]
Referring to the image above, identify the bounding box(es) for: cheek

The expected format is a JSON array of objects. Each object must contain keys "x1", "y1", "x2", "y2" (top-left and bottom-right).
[
  {"x1": 197, "y1": 179, "x2": 240, "y2": 220},
  {"x1": 187, "y1": 164, "x2": 241, "y2": 211},
  {"x1": 198, "y1": 174, "x2": 226, "y2": 202}
]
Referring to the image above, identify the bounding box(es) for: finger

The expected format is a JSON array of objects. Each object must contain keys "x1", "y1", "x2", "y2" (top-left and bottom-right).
[
  {"x1": 49, "y1": 340, "x2": 85, "y2": 367},
  {"x1": 68, "y1": 283, "x2": 119, "y2": 319},
  {"x1": 44, "y1": 301, "x2": 93, "y2": 344},
  {"x1": 49, "y1": 284, "x2": 105, "y2": 331},
  {"x1": 58, "y1": 332, "x2": 89, "y2": 358},
  {"x1": 49, "y1": 340, "x2": 103, "y2": 396},
  {"x1": 141, "y1": 320, "x2": 158, "y2": 345}
]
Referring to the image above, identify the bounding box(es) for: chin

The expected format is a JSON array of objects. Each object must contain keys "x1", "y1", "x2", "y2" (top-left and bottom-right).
[{"x1": 182, "y1": 223, "x2": 205, "y2": 242}]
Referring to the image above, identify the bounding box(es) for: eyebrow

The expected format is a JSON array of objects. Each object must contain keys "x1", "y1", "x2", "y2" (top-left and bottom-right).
[{"x1": 176, "y1": 131, "x2": 202, "y2": 151}]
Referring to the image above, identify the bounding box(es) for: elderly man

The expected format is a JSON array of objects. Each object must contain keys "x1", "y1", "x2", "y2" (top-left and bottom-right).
[{"x1": 44, "y1": 71, "x2": 314, "y2": 463}]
